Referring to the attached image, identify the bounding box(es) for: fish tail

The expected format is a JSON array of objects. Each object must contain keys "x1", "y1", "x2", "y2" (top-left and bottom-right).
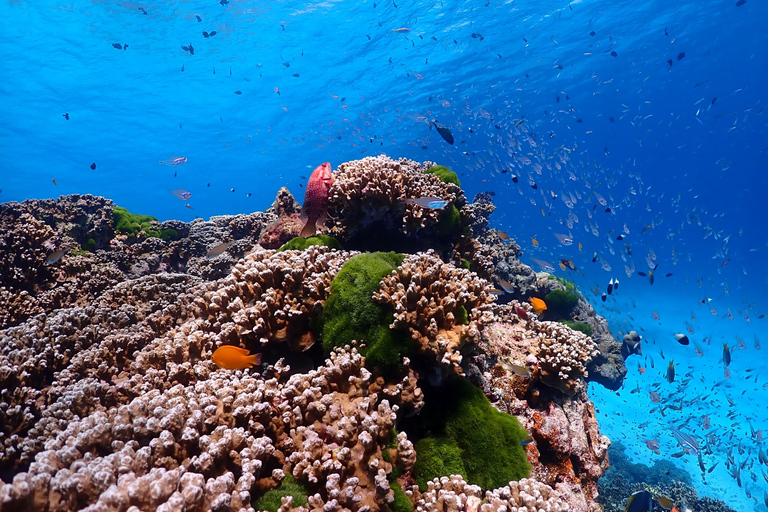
[
  {"x1": 246, "y1": 353, "x2": 262, "y2": 367},
  {"x1": 300, "y1": 219, "x2": 317, "y2": 238}
]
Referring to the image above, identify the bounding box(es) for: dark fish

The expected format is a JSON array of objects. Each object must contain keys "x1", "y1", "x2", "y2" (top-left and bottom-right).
[
  {"x1": 601, "y1": 292, "x2": 607, "y2": 302},
  {"x1": 431, "y1": 120, "x2": 454, "y2": 145},
  {"x1": 511, "y1": 175, "x2": 519, "y2": 183},
  {"x1": 736, "y1": 0, "x2": 746, "y2": 5},
  {"x1": 112, "y1": 43, "x2": 123, "y2": 49},
  {"x1": 202, "y1": 31, "x2": 209, "y2": 38},
  {"x1": 196, "y1": 15, "x2": 202, "y2": 22},
  {"x1": 63, "y1": 113, "x2": 69, "y2": 120},
  {"x1": 675, "y1": 334, "x2": 690, "y2": 346},
  {"x1": 723, "y1": 343, "x2": 731, "y2": 366},
  {"x1": 90, "y1": 162, "x2": 96, "y2": 170},
  {"x1": 666, "y1": 360, "x2": 675, "y2": 383},
  {"x1": 649, "y1": 270, "x2": 655, "y2": 285},
  {"x1": 189, "y1": 44, "x2": 194, "y2": 55},
  {"x1": 234, "y1": 91, "x2": 242, "y2": 95},
  {"x1": 210, "y1": 31, "x2": 217, "y2": 37},
  {"x1": 607, "y1": 278, "x2": 613, "y2": 295},
  {"x1": 677, "y1": 52, "x2": 685, "y2": 61},
  {"x1": 610, "y1": 50, "x2": 617, "y2": 57}
]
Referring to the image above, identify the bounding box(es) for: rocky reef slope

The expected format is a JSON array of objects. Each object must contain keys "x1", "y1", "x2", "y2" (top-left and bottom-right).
[{"x1": 0, "y1": 156, "x2": 627, "y2": 512}]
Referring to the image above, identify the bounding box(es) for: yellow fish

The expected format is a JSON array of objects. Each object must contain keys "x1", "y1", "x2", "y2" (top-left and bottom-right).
[
  {"x1": 212, "y1": 346, "x2": 261, "y2": 370},
  {"x1": 531, "y1": 236, "x2": 539, "y2": 247},
  {"x1": 530, "y1": 297, "x2": 547, "y2": 315}
]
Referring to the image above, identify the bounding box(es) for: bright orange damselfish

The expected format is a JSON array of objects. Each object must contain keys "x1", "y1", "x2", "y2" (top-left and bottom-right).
[
  {"x1": 530, "y1": 297, "x2": 547, "y2": 315},
  {"x1": 211, "y1": 346, "x2": 261, "y2": 370}
]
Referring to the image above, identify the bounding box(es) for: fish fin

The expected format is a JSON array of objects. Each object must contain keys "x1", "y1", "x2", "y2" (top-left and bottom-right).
[
  {"x1": 300, "y1": 220, "x2": 317, "y2": 238},
  {"x1": 246, "y1": 353, "x2": 261, "y2": 367}
]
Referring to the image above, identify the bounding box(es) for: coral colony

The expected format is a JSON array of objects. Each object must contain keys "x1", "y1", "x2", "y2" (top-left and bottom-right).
[{"x1": 3, "y1": 155, "x2": 636, "y2": 511}]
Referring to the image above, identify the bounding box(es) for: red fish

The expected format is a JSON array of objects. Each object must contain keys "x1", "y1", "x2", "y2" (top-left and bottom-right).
[{"x1": 300, "y1": 162, "x2": 334, "y2": 237}]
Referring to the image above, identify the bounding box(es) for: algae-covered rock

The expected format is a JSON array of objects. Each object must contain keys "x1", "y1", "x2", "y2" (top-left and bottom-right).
[
  {"x1": 113, "y1": 206, "x2": 180, "y2": 241},
  {"x1": 321, "y1": 252, "x2": 411, "y2": 371},
  {"x1": 558, "y1": 319, "x2": 594, "y2": 336},
  {"x1": 426, "y1": 165, "x2": 461, "y2": 187},
  {"x1": 412, "y1": 377, "x2": 531, "y2": 490},
  {"x1": 253, "y1": 475, "x2": 308, "y2": 512},
  {"x1": 277, "y1": 234, "x2": 342, "y2": 252}
]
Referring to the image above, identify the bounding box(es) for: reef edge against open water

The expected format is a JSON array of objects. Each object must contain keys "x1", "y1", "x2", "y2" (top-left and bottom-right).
[{"x1": 0, "y1": 154, "x2": 705, "y2": 512}]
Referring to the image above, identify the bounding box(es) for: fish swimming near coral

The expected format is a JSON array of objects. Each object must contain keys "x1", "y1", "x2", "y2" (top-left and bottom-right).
[
  {"x1": 45, "y1": 247, "x2": 69, "y2": 265},
  {"x1": 211, "y1": 346, "x2": 261, "y2": 370},
  {"x1": 666, "y1": 360, "x2": 675, "y2": 383},
  {"x1": 300, "y1": 162, "x2": 334, "y2": 238},
  {"x1": 530, "y1": 297, "x2": 547, "y2": 315},
  {"x1": 404, "y1": 197, "x2": 448, "y2": 209},
  {"x1": 206, "y1": 241, "x2": 233, "y2": 259}
]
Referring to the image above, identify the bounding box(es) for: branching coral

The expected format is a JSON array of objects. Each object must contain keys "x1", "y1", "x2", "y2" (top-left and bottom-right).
[
  {"x1": 326, "y1": 155, "x2": 462, "y2": 247},
  {"x1": 409, "y1": 475, "x2": 569, "y2": 512},
  {"x1": 373, "y1": 250, "x2": 495, "y2": 374},
  {"x1": 534, "y1": 320, "x2": 599, "y2": 395}
]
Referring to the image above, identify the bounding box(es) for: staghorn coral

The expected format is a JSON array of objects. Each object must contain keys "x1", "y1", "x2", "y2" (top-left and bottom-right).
[
  {"x1": 409, "y1": 475, "x2": 569, "y2": 512},
  {"x1": 326, "y1": 155, "x2": 462, "y2": 250},
  {"x1": 373, "y1": 250, "x2": 495, "y2": 375}
]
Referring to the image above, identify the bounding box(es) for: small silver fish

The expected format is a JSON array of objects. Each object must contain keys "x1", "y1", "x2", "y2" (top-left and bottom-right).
[
  {"x1": 405, "y1": 197, "x2": 448, "y2": 209},
  {"x1": 170, "y1": 189, "x2": 192, "y2": 200},
  {"x1": 45, "y1": 248, "x2": 69, "y2": 265},
  {"x1": 207, "y1": 241, "x2": 233, "y2": 259},
  {"x1": 159, "y1": 156, "x2": 188, "y2": 166}
]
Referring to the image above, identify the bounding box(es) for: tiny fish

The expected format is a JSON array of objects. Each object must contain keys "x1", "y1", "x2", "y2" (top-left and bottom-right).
[
  {"x1": 392, "y1": 27, "x2": 411, "y2": 33},
  {"x1": 159, "y1": 156, "x2": 188, "y2": 166},
  {"x1": 211, "y1": 346, "x2": 261, "y2": 370},
  {"x1": 52, "y1": 178, "x2": 58, "y2": 185},
  {"x1": 723, "y1": 343, "x2": 731, "y2": 366},
  {"x1": 207, "y1": 241, "x2": 233, "y2": 259},
  {"x1": 519, "y1": 435, "x2": 534, "y2": 446},
  {"x1": 497, "y1": 278, "x2": 514, "y2": 294},
  {"x1": 90, "y1": 162, "x2": 97, "y2": 170},
  {"x1": 645, "y1": 439, "x2": 660, "y2": 451},
  {"x1": 496, "y1": 230, "x2": 510, "y2": 241},
  {"x1": 45, "y1": 248, "x2": 69, "y2": 265},
  {"x1": 530, "y1": 297, "x2": 547, "y2": 315},
  {"x1": 666, "y1": 360, "x2": 675, "y2": 383},
  {"x1": 405, "y1": 197, "x2": 448, "y2": 209},
  {"x1": 509, "y1": 363, "x2": 531, "y2": 378},
  {"x1": 675, "y1": 334, "x2": 690, "y2": 345},
  {"x1": 171, "y1": 189, "x2": 192, "y2": 200},
  {"x1": 553, "y1": 232, "x2": 573, "y2": 246}
]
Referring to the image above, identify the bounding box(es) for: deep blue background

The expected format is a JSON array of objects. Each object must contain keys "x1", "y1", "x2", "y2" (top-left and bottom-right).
[{"x1": 2, "y1": 0, "x2": 767, "y2": 508}]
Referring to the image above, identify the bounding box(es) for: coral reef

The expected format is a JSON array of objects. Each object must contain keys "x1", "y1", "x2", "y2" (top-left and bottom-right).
[
  {"x1": 373, "y1": 250, "x2": 495, "y2": 376},
  {"x1": 409, "y1": 475, "x2": 569, "y2": 512},
  {"x1": 597, "y1": 443, "x2": 736, "y2": 512},
  {"x1": 0, "y1": 157, "x2": 627, "y2": 512},
  {"x1": 325, "y1": 155, "x2": 462, "y2": 252}
]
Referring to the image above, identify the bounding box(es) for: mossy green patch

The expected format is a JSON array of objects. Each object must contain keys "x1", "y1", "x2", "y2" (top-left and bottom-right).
[
  {"x1": 413, "y1": 378, "x2": 531, "y2": 490},
  {"x1": 253, "y1": 475, "x2": 308, "y2": 512},
  {"x1": 437, "y1": 203, "x2": 461, "y2": 236},
  {"x1": 390, "y1": 482, "x2": 414, "y2": 512},
  {"x1": 455, "y1": 305, "x2": 469, "y2": 325},
  {"x1": 113, "y1": 206, "x2": 180, "y2": 241},
  {"x1": 81, "y1": 238, "x2": 96, "y2": 252},
  {"x1": 321, "y1": 252, "x2": 411, "y2": 371},
  {"x1": 413, "y1": 436, "x2": 466, "y2": 489},
  {"x1": 558, "y1": 319, "x2": 593, "y2": 336},
  {"x1": 426, "y1": 165, "x2": 461, "y2": 187},
  {"x1": 277, "y1": 235, "x2": 342, "y2": 252},
  {"x1": 544, "y1": 280, "x2": 580, "y2": 318}
]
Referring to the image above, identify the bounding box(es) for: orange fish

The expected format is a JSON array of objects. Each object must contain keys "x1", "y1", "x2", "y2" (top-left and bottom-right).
[
  {"x1": 300, "y1": 162, "x2": 334, "y2": 237},
  {"x1": 531, "y1": 236, "x2": 539, "y2": 247},
  {"x1": 530, "y1": 297, "x2": 547, "y2": 315},
  {"x1": 212, "y1": 346, "x2": 261, "y2": 370}
]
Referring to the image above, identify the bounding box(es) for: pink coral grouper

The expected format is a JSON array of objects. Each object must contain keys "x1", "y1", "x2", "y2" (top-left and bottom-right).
[{"x1": 300, "y1": 162, "x2": 334, "y2": 237}]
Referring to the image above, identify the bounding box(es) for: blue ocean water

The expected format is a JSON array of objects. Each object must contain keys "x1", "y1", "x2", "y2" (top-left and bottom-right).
[{"x1": 1, "y1": 0, "x2": 766, "y2": 509}]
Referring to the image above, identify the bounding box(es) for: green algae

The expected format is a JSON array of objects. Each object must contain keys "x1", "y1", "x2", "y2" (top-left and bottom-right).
[
  {"x1": 426, "y1": 165, "x2": 461, "y2": 187},
  {"x1": 253, "y1": 475, "x2": 308, "y2": 512},
  {"x1": 277, "y1": 235, "x2": 342, "y2": 252}
]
